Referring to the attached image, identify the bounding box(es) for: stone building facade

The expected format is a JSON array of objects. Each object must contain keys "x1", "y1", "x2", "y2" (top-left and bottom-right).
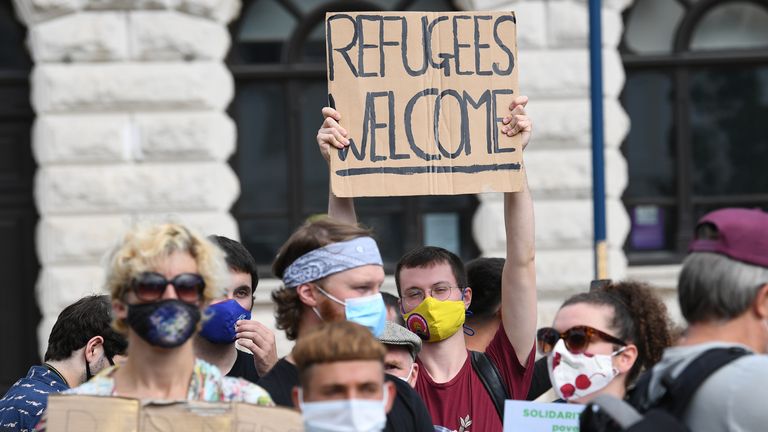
[
  {"x1": 8, "y1": 0, "x2": 764, "y2": 378},
  {"x1": 7, "y1": 0, "x2": 637, "y2": 360}
]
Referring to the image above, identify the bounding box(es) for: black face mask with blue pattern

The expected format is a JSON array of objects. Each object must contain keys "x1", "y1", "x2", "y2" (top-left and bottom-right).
[{"x1": 126, "y1": 299, "x2": 201, "y2": 348}]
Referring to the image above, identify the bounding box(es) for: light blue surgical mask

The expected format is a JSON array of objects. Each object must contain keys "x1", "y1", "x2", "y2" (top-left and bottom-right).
[
  {"x1": 199, "y1": 299, "x2": 251, "y2": 344},
  {"x1": 298, "y1": 386, "x2": 388, "y2": 432},
  {"x1": 314, "y1": 286, "x2": 386, "y2": 337}
]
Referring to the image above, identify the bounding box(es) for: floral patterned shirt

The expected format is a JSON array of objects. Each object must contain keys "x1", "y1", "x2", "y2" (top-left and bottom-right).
[{"x1": 34, "y1": 358, "x2": 273, "y2": 431}]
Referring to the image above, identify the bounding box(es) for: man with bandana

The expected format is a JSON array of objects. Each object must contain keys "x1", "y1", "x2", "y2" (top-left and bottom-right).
[
  {"x1": 317, "y1": 95, "x2": 536, "y2": 431},
  {"x1": 0, "y1": 295, "x2": 127, "y2": 432},
  {"x1": 257, "y1": 216, "x2": 434, "y2": 431}
]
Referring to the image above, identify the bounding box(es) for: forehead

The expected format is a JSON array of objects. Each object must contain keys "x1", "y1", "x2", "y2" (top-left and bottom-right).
[
  {"x1": 323, "y1": 264, "x2": 385, "y2": 286},
  {"x1": 384, "y1": 345, "x2": 413, "y2": 364},
  {"x1": 399, "y1": 262, "x2": 457, "y2": 290},
  {"x1": 553, "y1": 302, "x2": 614, "y2": 334},
  {"x1": 306, "y1": 360, "x2": 384, "y2": 387},
  {"x1": 154, "y1": 251, "x2": 198, "y2": 276},
  {"x1": 227, "y1": 270, "x2": 252, "y2": 289}
]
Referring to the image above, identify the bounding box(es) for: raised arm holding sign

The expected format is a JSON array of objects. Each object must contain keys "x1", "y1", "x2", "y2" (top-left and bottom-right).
[{"x1": 317, "y1": 11, "x2": 536, "y2": 430}]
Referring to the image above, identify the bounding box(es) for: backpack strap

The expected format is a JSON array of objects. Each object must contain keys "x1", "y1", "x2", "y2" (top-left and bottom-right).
[
  {"x1": 469, "y1": 350, "x2": 509, "y2": 420},
  {"x1": 586, "y1": 394, "x2": 643, "y2": 428},
  {"x1": 648, "y1": 347, "x2": 749, "y2": 418}
]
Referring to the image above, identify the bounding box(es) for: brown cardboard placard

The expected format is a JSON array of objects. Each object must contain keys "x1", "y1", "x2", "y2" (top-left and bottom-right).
[
  {"x1": 45, "y1": 395, "x2": 304, "y2": 432},
  {"x1": 326, "y1": 11, "x2": 521, "y2": 197}
]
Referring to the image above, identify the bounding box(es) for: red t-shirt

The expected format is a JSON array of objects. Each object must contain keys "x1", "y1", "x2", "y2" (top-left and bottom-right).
[{"x1": 415, "y1": 326, "x2": 535, "y2": 431}]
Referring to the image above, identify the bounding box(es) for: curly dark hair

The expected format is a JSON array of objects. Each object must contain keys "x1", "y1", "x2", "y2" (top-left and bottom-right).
[
  {"x1": 561, "y1": 280, "x2": 673, "y2": 386},
  {"x1": 271, "y1": 216, "x2": 373, "y2": 341}
]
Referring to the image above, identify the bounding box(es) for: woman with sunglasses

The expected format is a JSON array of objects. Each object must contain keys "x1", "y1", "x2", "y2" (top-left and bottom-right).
[
  {"x1": 536, "y1": 281, "x2": 673, "y2": 404},
  {"x1": 36, "y1": 224, "x2": 272, "y2": 431}
]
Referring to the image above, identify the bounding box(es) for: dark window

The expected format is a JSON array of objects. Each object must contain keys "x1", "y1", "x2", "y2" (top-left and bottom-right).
[
  {"x1": 228, "y1": 0, "x2": 478, "y2": 272},
  {"x1": 0, "y1": 2, "x2": 39, "y2": 394},
  {"x1": 621, "y1": 0, "x2": 768, "y2": 264}
]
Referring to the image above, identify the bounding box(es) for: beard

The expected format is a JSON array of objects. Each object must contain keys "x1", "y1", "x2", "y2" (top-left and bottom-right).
[{"x1": 316, "y1": 295, "x2": 346, "y2": 323}]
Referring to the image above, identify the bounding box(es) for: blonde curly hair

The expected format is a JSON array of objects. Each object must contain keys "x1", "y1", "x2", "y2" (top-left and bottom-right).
[{"x1": 105, "y1": 223, "x2": 230, "y2": 333}]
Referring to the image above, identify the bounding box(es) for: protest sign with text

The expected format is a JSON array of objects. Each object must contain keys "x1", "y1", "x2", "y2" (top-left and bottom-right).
[
  {"x1": 326, "y1": 11, "x2": 522, "y2": 197},
  {"x1": 504, "y1": 400, "x2": 585, "y2": 432}
]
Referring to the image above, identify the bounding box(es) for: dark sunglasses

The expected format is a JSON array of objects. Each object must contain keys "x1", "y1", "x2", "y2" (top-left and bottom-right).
[
  {"x1": 537, "y1": 325, "x2": 626, "y2": 355},
  {"x1": 130, "y1": 272, "x2": 205, "y2": 303}
]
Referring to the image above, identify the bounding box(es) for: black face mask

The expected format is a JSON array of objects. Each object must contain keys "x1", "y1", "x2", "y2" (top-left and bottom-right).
[{"x1": 126, "y1": 299, "x2": 201, "y2": 348}]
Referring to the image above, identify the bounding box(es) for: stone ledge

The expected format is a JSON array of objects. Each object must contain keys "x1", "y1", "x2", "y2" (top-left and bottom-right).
[
  {"x1": 35, "y1": 162, "x2": 240, "y2": 214},
  {"x1": 37, "y1": 215, "x2": 130, "y2": 265},
  {"x1": 135, "y1": 111, "x2": 235, "y2": 161},
  {"x1": 33, "y1": 114, "x2": 133, "y2": 164},
  {"x1": 521, "y1": 49, "x2": 624, "y2": 99},
  {"x1": 129, "y1": 11, "x2": 230, "y2": 61},
  {"x1": 32, "y1": 62, "x2": 234, "y2": 113},
  {"x1": 474, "y1": 197, "x2": 629, "y2": 251},
  {"x1": 526, "y1": 98, "x2": 629, "y2": 149},
  {"x1": 29, "y1": 12, "x2": 129, "y2": 62},
  {"x1": 37, "y1": 212, "x2": 239, "y2": 264},
  {"x1": 36, "y1": 264, "x2": 106, "y2": 356},
  {"x1": 546, "y1": 2, "x2": 625, "y2": 49},
  {"x1": 12, "y1": 0, "x2": 85, "y2": 25},
  {"x1": 176, "y1": 0, "x2": 240, "y2": 23},
  {"x1": 131, "y1": 212, "x2": 239, "y2": 239}
]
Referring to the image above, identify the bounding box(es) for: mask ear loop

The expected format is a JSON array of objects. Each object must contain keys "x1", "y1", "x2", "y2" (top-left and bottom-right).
[{"x1": 461, "y1": 287, "x2": 476, "y2": 336}]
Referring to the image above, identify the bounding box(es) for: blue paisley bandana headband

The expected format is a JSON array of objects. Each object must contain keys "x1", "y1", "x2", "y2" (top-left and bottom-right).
[{"x1": 282, "y1": 237, "x2": 383, "y2": 288}]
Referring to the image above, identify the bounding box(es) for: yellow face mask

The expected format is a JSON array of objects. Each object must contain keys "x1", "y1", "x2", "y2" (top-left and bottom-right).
[{"x1": 404, "y1": 296, "x2": 466, "y2": 343}]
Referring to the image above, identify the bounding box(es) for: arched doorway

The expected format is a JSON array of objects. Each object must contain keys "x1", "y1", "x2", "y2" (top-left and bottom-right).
[{"x1": 0, "y1": 2, "x2": 40, "y2": 393}]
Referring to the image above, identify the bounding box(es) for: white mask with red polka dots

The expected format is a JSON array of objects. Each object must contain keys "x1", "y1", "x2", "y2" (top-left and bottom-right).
[{"x1": 547, "y1": 339, "x2": 625, "y2": 401}]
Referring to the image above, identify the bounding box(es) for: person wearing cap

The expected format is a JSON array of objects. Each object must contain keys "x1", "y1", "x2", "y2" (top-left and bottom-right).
[
  {"x1": 378, "y1": 321, "x2": 421, "y2": 387},
  {"x1": 257, "y1": 216, "x2": 434, "y2": 431},
  {"x1": 640, "y1": 207, "x2": 768, "y2": 431}
]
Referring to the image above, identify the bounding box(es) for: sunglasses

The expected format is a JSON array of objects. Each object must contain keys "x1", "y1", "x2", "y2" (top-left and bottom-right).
[
  {"x1": 130, "y1": 272, "x2": 205, "y2": 303},
  {"x1": 536, "y1": 325, "x2": 626, "y2": 355}
]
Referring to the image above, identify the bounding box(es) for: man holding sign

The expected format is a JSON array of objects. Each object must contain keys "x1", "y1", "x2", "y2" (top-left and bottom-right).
[{"x1": 318, "y1": 12, "x2": 535, "y2": 431}]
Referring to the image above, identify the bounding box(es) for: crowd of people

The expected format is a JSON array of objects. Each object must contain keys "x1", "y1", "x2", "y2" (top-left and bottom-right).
[{"x1": 1, "y1": 96, "x2": 766, "y2": 432}]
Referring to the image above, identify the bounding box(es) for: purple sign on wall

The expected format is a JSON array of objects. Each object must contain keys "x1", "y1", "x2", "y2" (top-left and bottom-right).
[{"x1": 631, "y1": 205, "x2": 665, "y2": 250}]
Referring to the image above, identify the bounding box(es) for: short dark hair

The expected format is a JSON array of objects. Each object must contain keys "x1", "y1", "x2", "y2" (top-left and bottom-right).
[
  {"x1": 44, "y1": 295, "x2": 128, "y2": 362},
  {"x1": 466, "y1": 257, "x2": 504, "y2": 323},
  {"x1": 395, "y1": 246, "x2": 467, "y2": 295},
  {"x1": 208, "y1": 235, "x2": 259, "y2": 289},
  {"x1": 381, "y1": 292, "x2": 405, "y2": 326}
]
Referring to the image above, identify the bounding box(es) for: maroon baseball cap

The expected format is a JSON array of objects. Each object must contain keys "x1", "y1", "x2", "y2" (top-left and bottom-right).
[{"x1": 689, "y1": 208, "x2": 768, "y2": 268}]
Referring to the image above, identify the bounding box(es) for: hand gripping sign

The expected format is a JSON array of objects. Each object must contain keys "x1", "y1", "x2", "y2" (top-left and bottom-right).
[{"x1": 326, "y1": 11, "x2": 523, "y2": 197}]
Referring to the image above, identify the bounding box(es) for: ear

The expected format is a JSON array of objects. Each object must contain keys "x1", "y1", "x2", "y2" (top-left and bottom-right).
[
  {"x1": 112, "y1": 299, "x2": 128, "y2": 321},
  {"x1": 462, "y1": 287, "x2": 472, "y2": 310},
  {"x1": 613, "y1": 344, "x2": 638, "y2": 375},
  {"x1": 296, "y1": 283, "x2": 319, "y2": 308},
  {"x1": 408, "y1": 362, "x2": 420, "y2": 388},
  {"x1": 84, "y1": 336, "x2": 105, "y2": 363},
  {"x1": 291, "y1": 386, "x2": 301, "y2": 411},
  {"x1": 752, "y1": 283, "x2": 768, "y2": 319},
  {"x1": 384, "y1": 381, "x2": 397, "y2": 413}
]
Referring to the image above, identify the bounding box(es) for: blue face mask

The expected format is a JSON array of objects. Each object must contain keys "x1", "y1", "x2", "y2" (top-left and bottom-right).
[
  {"x1": 199, "y1": 299, "x2": 252, "y2": 344},
  {"x1": 315, "y1": 287, "x2": 387, "y2": 337}
]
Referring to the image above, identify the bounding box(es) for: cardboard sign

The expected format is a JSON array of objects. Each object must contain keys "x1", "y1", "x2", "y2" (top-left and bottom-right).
[
  {"x1": 503, "y1": 400, "x2": 585, "y2": 432},
  {"x1": 46, "y1": 394, "x2": 304, "y2": 432},
  {"x1": 326, "y1": 11, "x2": 522, "y2": 197}
]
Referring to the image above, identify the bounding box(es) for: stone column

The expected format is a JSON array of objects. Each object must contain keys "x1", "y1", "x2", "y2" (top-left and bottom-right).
[
  {"x1": 460, "y1": 0, "x2": 633, "y2": 326},
  {"x1": 12, "y1": 0, "x2": 242, "y2": 355}
]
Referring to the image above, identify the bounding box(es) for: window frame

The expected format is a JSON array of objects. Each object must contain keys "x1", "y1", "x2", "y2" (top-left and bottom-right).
[
  {"x1": 227, "y1": 0, "x2": 479, "y2": 273},
  {"x1": 620, "y1": 0, "x2": 768, "y2": 265}
]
